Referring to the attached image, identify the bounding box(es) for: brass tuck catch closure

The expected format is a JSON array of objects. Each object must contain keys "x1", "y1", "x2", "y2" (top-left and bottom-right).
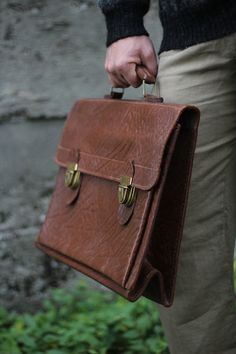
[
  {"x1": 118, "y1": 176, "x2": 136, "y2": 207},
  {"x1": 65, "y1": 163, "x2": 80, "y2": 189}
]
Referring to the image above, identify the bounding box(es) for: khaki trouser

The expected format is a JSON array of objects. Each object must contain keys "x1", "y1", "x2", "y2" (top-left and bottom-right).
[{"x1": 157, "y1": 33, "x2": 236, "y2": 354}]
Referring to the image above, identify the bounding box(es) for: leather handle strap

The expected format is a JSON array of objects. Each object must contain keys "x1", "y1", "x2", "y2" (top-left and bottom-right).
[
  {"x1": 104, "y1": 80, "x2": 164, "y2": 103},
  {"x1": 104, "y1": 87, "x2": 125, "y2": 100}
]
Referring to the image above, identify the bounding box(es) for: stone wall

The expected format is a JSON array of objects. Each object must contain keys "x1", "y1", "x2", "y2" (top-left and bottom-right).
[{"x1": 0, "y1": 0, "x2": 162, "y2": 312}]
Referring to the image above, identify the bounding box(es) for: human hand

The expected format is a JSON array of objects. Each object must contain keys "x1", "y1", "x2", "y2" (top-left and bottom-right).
[{"x1": 104, "y1": 35, "x2": 158, "y2": 88}]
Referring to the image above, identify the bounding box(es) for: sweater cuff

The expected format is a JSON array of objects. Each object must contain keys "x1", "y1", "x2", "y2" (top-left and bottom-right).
[{"x1": 103, "y1": 3, "x2": 150, "y2": 47}]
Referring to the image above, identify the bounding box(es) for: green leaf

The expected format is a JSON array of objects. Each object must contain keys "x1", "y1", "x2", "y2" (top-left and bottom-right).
[
  {"x1": 8, "y1": 269, "x2": 236, "y2": 354},
  {"x1": 46, "y1": 350, "x2": 68, "y2": 354}
]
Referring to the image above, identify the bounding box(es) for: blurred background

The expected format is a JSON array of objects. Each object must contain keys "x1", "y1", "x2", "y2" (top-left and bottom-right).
[
  {"x1": 0, "y1": 2, "x2": 235, "y2": 353},
  {"x1": 0, "y1": 0, "x2": 162, "y2": 318},
  {"x1": 0, "y1": 2, "x2": 169, "y2": 352}
]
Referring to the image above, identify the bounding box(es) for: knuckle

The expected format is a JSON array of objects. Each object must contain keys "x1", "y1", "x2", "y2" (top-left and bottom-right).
[
  {"x1": 105, "y1": 59, "x2": 117, "y2": 73},
  {"x1": 116, "y1": 61, "x2": 126, "y2": 71},
  {"x1": 106, "y1": 65, "x2": 114, "y2": 74},
  {"x1": 104, "y1": 63, "x2": 109, "y2": 72}
]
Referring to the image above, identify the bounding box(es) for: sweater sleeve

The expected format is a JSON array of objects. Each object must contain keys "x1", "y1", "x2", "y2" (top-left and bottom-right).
[{"x1": 97, "y1": 0, "x2": 150, "y2": 47}]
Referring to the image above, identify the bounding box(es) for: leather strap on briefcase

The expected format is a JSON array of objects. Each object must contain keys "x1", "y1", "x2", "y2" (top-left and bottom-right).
[{"x1": 35, "y1": 88, "x2": 200, "y2": 306}]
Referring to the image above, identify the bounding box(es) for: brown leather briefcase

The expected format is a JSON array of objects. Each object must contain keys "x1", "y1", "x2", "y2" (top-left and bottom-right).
[{"x1": 35, "y1": 90, "x2": 200, "y2": 306}]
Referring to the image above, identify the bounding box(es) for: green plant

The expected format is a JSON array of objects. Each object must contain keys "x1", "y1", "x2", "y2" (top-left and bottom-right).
[
  {"x1": 0, "y1": 281, "x2": 168, "y2": 354},
  {"x1": 0, "y1": 260, "x2": 235, "y2": 354},
  {"x1": 234, "y1": 259, "x2": 236, "y2": 287}
]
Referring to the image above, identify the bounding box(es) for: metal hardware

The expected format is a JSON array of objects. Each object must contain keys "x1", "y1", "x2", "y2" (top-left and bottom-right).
[
  {"x1": 142, "y1": 75, "x2": 147, "y2": 97},
  {"x1": 65, "y1": 163, "x2": 80, "y2": 189},
  {"x1": 118, "y1": 176, "x2": 136, "y2": 207},
  {"x1": 142, "y1": 78, "x2": 160, "y2": 98}
]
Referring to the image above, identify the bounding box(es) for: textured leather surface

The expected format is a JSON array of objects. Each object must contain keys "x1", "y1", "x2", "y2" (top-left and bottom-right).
[{"x1": 35, "y1": 97, "x2": 200, "y2": 305}]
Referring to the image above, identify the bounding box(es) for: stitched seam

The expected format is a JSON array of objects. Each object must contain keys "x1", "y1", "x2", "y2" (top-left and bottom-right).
[{"x1": 57, "y1": 145, "x2": 161, "y2": 171}]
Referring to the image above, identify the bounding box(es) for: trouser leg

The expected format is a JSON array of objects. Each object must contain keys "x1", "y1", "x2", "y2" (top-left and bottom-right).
[{"x1": 157, "y1": 33, "x2": 236, "y2": 354}]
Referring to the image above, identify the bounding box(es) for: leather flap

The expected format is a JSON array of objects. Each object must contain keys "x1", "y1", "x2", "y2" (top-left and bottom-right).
[{"x1": 55, "y1": 99, "x2": 193, "y2": 191}]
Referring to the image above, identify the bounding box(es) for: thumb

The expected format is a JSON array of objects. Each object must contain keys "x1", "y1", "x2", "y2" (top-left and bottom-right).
[{"x1": 139, "y1": 44, "x2": 158, "y2": 80}]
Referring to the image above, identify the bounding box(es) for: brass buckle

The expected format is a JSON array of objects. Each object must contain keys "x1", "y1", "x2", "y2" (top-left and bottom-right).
[
  {"x1": 65, "y1": 163, "x2": 80, "y2": 189},
  {"x1": 118, "y1": 176, "x2": 136, "y2": 207}
]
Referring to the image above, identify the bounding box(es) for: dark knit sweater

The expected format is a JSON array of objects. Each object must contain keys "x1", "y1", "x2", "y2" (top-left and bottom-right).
[{"x1": 98, "y1": 0, "x2": 236, "y2": 53}]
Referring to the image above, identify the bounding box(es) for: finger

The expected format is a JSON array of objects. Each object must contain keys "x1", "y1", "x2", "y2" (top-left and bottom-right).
[
  {"x1": 106, "y1": 61, "x2": 130, "y2": 87},
  {"x1": 105, "y1": 52, "x2": 130, "y2": 87},
  {"x1": 108, "y1": 73, "x2": 127, "y2": 88},
  {"x1": 140, "y1": 47, "x2": 158, "y2": 78},
  {"x1": 120, "y1": 63, "x2": 143, "y2": 88},
  {"x1": 116, "y1": 72, "x2": 131, "y2": 88},
  {"x1": 136, "y1": 65, "x2": 156, "y2": 84}
]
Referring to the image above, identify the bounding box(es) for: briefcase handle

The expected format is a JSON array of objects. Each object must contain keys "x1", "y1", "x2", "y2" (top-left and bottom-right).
[{"x1": 105, "y1": 78, "x2": 163, "y2": 103}]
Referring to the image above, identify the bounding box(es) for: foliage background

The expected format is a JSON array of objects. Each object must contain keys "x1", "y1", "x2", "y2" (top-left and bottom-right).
[
  {"x1": 0, "y1": 261, "x2": 235, "y2": 354},
  {"x1": 0, "y1": 281, "x2": 168, "y2": 354}
]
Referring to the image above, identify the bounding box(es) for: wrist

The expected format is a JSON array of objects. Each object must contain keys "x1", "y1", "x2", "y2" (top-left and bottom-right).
[{"x1": 99, "y1": 1, "x2": 150, "y2": 47}]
